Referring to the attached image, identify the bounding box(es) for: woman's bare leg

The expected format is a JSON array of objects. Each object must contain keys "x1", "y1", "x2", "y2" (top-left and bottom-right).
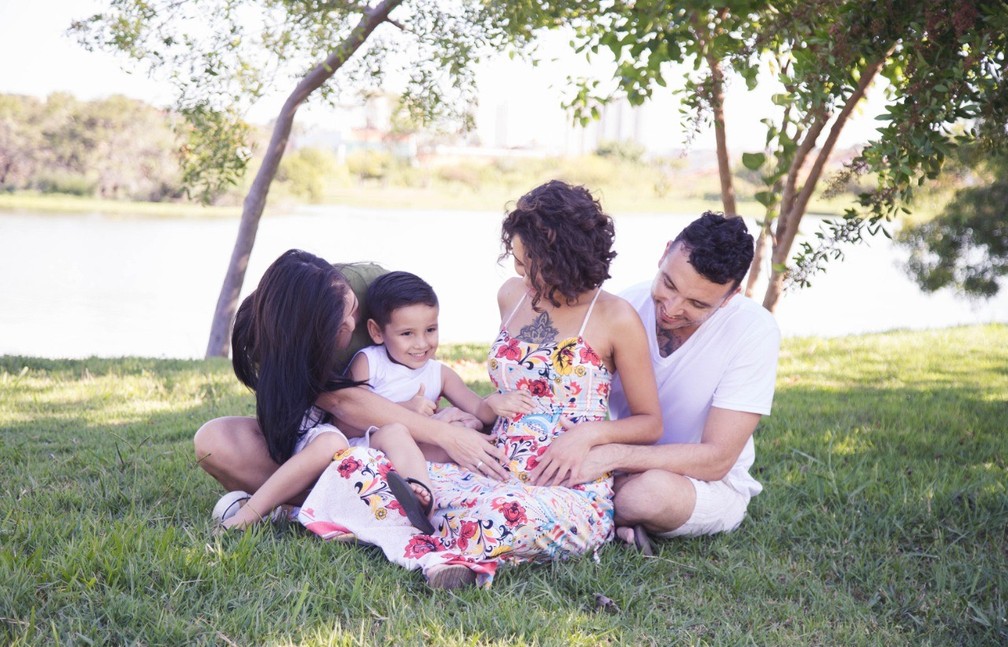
[{"x1": 193, "y1": 416, "x2": 282, "y2": 495}]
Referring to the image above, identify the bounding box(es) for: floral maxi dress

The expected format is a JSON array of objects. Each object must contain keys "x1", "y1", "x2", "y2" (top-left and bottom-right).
[{"x1": 298, "y1": 290, "x2": 615, "y2": 587}]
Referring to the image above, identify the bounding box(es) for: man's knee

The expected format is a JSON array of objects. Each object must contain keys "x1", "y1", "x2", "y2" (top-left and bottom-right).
[{"x1": 613, "y1": 469, "x2": 696, "y2": 530}]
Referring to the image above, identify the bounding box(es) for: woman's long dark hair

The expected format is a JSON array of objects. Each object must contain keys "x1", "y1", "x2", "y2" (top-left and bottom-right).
[{"x1": 231, "y1": 249, "x2": 360, "y2": 464}]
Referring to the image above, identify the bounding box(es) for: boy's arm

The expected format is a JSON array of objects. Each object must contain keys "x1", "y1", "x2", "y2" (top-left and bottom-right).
[
  {"x1": 347, "y1": 351, "x2": 370, "y2": 383},
  {"x1": 440, "y1": 365, "x2": 535, "y2": 426},
  {"x1": 439, "y1": 365, "x2": 496, "y2": 426}
]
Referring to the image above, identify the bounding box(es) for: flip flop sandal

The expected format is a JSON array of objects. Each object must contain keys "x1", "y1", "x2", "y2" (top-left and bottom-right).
[
  {"x1": 633, "y1": 524, "x2": 655, "y2": 557},
  {"x1": 387, "y1": 471, "x2": 435, "y2": 535},
  {"x1": 426, "y1": 563, "x2": 477, "y2": 590}
]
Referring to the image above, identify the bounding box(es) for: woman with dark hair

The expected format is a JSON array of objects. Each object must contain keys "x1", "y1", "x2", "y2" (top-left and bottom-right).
[
  {"x1": 214, "y1": 249, "x2": 442, "y2": 534},
  {"x1": 298, "y1": 180, "x2": 662, "y2": 588}
]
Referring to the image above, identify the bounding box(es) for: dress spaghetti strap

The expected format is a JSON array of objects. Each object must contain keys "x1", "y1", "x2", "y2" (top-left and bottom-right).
[
  {"x1": 577, "y1": 289, "x2": 603, "y2": 338},
  {"x1": 502, "y1": 292, "x2": 527, "y2": 329}
]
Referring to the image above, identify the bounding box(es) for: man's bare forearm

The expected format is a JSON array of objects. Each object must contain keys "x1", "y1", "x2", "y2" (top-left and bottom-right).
[{"x1": 599, "y1": 441, "x2": 735, "y2": 482}]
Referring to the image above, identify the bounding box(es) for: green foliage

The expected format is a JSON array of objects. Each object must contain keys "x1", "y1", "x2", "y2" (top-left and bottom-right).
[
  {"x1": 2, "y1": 326, "x2": 1007, "y2": 644},
  {"x1": 69, "y1": 1, "x2": 540, "y2": 199},
  {"x1": 799, "y1": 1, "x2": 1008, "y2": 280},
  {"x1": 0, "y1": 93, "x2": 184, "y2": 201},
  {"x1": 547, "y1": 0, "x2": 1008, "y2": 304},
  {"x1": 176, "y1": 104, "x2": 254, "y2": 204},
  {"x1": 594, "y1": 139, "x2": 645, "y2": 164},
  {"x1": 276, "y1": 146, "x2": 339, "y2": 202},
  {"x1": 898, "y1": 179, "x2": 1008, "y2": 299},
  {"x1": 345, "y1": 149, "x2": 396, "y2": 182}
]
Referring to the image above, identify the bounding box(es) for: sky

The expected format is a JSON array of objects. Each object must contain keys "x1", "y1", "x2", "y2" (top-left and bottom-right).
[{"x1": 0, "y1": 0, "x2": 885, "y2": 154}]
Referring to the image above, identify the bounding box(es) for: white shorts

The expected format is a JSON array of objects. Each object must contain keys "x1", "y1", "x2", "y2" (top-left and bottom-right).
[
  {"x1": 658, "y1": 476, "x2": 751, "y2": 538},
  {"x1": 293, "y1": 423, "x2": 371, "y2": 455}
]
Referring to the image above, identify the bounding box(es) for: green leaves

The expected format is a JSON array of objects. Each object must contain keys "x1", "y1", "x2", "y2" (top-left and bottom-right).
[
  {"x1": 176, "y1": 104, "x2": 253, "y2": 205},
  {"x1": 742, "y1": 151, "x2": 767, "y2": 171}
]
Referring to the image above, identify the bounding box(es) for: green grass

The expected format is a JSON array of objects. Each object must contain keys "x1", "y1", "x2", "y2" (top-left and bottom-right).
[
  {"x1": 2, "y1": 326, "x2": 1006, "y2": 645},
  {"x1": 0, "y1": 192, "x2": 239, "y2": 219}
]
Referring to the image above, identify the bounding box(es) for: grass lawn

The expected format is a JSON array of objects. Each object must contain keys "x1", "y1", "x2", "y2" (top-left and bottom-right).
[{"x1": 2, "y1": 325, "x2": 1006, "y2": 645}]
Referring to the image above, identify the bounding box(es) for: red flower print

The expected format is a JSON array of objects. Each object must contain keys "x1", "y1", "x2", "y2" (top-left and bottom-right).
[
  {"x1": 496, "y1": 337, "x2": 523, "y2": 361},
  {"x1": 526, "y1": 379, "x2": 551, "y2": 398},
  {"x1": 579, "y1": 345, "x2": 601, "y2": 366},
  {"x1": 493, "y1": 499, "x2": 528, "y2": 526},
  {"x1": 596, "y1": 382, "x2": 610, "y2": 398},
  {"x1": 568, "y1": 382, "x2": 582, "y2": 396},
  {"x1": 336, "y1": 456, "x2": 363, "y2": 478},
  {"x1": 404, "y1": 534, "x2": 440, "y2": 558},
  {"x1": 458, "y1": 520, "x2": 479, "y2": 550},
  {"x1": 377, "y1": 462, "x2": 393, "y2": 479}
]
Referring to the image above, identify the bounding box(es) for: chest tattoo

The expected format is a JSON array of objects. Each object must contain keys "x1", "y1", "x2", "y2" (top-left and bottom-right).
[
  {"x1": 518, "y1": 311, "x2": 559, "y2": 344},
  {"x1": 656, "y1": 325, "x2": 682, "y2": 358}
]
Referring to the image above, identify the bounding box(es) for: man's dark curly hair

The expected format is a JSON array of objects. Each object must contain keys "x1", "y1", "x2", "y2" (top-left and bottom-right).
[
  {"x1": 673, "y1": 212, "x2": 754, "y2": 289},
  {"x1": 500, "y1": 180, "x2": 616, "y2": 310}
]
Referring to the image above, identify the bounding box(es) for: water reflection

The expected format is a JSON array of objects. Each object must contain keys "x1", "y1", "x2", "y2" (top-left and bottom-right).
[{"x1": 1, "y1": 207, "x2": 1004, "y2": 359}]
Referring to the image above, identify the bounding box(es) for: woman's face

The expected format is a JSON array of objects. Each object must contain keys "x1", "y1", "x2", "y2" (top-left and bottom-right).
[{"x1": 334, "y1": 287, "x2": 359, "y2": 349}]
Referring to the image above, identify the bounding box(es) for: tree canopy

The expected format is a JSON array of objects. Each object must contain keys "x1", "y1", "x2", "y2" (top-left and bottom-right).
[
  {"x1": 0, "y1": 93, "x2": 181, "y2": 200},
  {"x1": 72, "y1": 0, "x2": 534, "y2": 357},
  {"x1": 898, "y1": 148, "x2": 1008, "y2": 298},
  {"x1": 550, "y1": 0, "x2": 1008, "y2": 311}
]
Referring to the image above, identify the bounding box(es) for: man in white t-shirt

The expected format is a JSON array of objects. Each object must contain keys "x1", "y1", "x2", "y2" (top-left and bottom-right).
[{"x1": 581, "y1": 212, "x2": 780, "y2": 550}]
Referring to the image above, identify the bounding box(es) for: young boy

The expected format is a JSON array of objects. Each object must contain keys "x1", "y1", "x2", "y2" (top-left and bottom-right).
[{"x1": 348, "y1": 271, "x2": 534, "y2": 461}]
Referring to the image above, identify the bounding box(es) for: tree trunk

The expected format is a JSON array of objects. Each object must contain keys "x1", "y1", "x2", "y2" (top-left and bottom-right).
[
  {"x1": 745, "y1": 218, "x2": 771, "y2": 297},
  {"x1": 204, "y1": 0, "x2": 404, "y2": 358},
  {"x1": 707, "y1": 54, "x2": 736, "y2": 216},
  {"x1": 693, "y1": 11, "x2": 736, "y2": 218},
  {"x1": 760, "y1": 55, "x2": 887, "y2": 313}
]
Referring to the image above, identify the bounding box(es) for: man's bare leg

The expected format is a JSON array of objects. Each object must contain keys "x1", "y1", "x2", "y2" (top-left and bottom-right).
[{"x1": 612, "y1": 469, "x2": 697, "y2": 544}]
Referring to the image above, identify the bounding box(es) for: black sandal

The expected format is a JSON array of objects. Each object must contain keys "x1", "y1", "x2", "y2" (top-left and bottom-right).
[
  {"x1": 632, "y1": 524, "x2": 655, "y2": 556},
  {"x1": 387, "y1": 471, "x2": 435, "y2": 535}
]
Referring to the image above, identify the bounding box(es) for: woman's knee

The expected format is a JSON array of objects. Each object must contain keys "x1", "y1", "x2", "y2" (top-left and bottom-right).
[
  {"x1": 193, "y1": 416, "x2": 265, "y2": 476},
  {"x1": 193, "y1": 417, "x2": 229, "y2": 465}
]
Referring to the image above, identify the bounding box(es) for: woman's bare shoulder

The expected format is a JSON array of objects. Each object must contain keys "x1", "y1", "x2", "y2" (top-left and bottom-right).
[{"x1": 596, "y1": 289, "x2": 644, "y2": 324}]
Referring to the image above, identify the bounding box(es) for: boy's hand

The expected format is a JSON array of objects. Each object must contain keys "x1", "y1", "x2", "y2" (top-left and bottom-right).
[
  {"x1": 486, "y1": 390, "x2": 535, "y2": 419},
  {"x1": 434, "y1": 406, "x2": 483, "y2": 430},
  {"x1": 400, "y1": 385, "x2": 436, "y2": 417}
]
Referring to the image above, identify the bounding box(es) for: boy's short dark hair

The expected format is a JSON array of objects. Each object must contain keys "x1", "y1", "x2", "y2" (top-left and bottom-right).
[
  {"x1": 673, "y1": 212, "x2": 754, "y2": 289},
  {"x1": 366, "y1": 271, "x2": 439, "y2": 328}
]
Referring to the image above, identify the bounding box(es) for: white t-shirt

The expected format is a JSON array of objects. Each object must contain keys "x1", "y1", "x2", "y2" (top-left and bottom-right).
[
  {"x1": 355, "y1": 344, "x2": 444, "y2": 404},
  {"x1": 609, "y1": 282, "x2": 780, "y2": 497}
]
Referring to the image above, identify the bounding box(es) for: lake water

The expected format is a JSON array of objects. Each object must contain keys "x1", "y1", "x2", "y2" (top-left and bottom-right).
[{"x1": 1, "y1": 206, "x2": 1005, "y2": 359}]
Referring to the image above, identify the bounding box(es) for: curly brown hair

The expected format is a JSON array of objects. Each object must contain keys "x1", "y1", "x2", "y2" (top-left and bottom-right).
[{"x1": 500, "y1": 180, "x2": 616, "y2": 309}]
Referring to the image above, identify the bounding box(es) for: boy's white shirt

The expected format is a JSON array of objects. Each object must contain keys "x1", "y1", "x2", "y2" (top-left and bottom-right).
[{"x1": 356, "y1": 344, "x2": 444, "y2": 404}]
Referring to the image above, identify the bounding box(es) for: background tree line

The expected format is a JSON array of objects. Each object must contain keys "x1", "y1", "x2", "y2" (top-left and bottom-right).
[{"x1": 0, "y1": 93, "x2": 181, "y2": 201}]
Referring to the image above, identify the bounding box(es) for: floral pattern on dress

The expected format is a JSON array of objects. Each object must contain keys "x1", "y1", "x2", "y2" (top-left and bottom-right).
[{"x1": 299, "y1": 320, "x2": 616, "y2": 588}]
